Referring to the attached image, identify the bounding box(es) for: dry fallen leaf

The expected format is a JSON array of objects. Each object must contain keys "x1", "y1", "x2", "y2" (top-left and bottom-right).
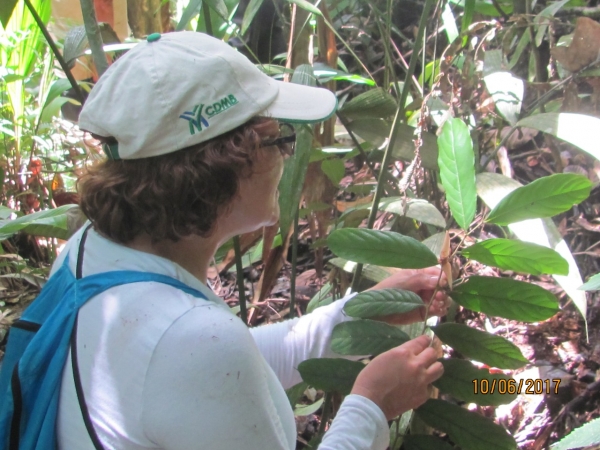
[
  {"x1": 552, "y1": 17, "x2": 600, "y2": 72},
  {"x1": 439, "y1": 230, "x2": 453, "y2": 291}
]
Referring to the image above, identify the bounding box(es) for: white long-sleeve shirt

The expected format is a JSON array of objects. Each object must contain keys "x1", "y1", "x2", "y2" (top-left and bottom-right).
[{"x1": 55, "y1": 226, "x2": 390, "y2": 449}]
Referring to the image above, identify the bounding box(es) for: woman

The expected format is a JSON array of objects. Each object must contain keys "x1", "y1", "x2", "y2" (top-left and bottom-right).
[{"x1": 56, "y1": 31, "x2": 448, "y2": 449}]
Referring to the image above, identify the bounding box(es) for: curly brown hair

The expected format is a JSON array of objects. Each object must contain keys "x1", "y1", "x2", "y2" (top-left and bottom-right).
[{"x1": 79, "y1": 118, "x2": 281, "y2": 243}]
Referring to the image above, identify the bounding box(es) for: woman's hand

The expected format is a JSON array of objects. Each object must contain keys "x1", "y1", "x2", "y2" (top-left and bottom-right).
[
  {"x1": 367, "y1": 267, "x2": 451, "y2": 325},
  {"x1": 351, "y1": 335, "x2": 444, "y2": 420}
]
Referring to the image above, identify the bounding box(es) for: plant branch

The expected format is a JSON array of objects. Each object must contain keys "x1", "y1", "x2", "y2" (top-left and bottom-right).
[
  {"x1": 24, "y1": 0, "x2": 85, "y2": 104},
  {"x1": 202, "y1": 2, "x2": 214, "y2": 36},
  {"x1": 350, "y1": 0, "x2": 436, "y2": 292},
  {"x1": 80, "y1": 0, "x2": 109, "y2": 77},
  {"x1": 289, "y1": 209, "x2": 299, "y2": 319},
  {"x1": 491, "y1": 0, "x2": 510, "y2": 21},
  {"x1": 233, "y1": 236, "x2": 248, "y2": 325}
]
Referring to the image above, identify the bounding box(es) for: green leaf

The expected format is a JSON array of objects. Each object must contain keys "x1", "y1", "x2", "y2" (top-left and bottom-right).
[
  {"x1": 331, "y1": 320, "x2": 410, "y2": 356},
  {"x1": 327, "y1": 229, "x2": 438, "y2": 269},
  {"x1": 343, "y1": 289, "x2": 424, "y2": 319},
  {"x1": 550, "y1": 417, "x2": 600, "y2": 450},
  {"x1": 477, "y1": 173, "x2": 587, "y2": 324},
  {"x1": 437, "y1": 118, "x2": 477, "y2": 230},
  {"x1": 347, "y1": 119, "x2": 439, "y2": 170},
  {"x1": 286, "y1": 381, "x2": 308, "y2": 407},
  {"x1": 205, "y1": 0, "x2": 229, "y2": 20},
  {"x1": 40, "y1": 97, "x2": 75, "y2": 123},
  {"x1": 306, "y1": 283, "x2": 333, "y2": 313},
  {"x1": 483, "y1": 71, "x2": 524, "y2": 125},
  {"x1": 579, "y1": 273, "x2": 600, "y2": 291},
  {"x1": 433, "y1": 359, "x2": 517, "y2": 406},
  {"x1": 287, "y1": 0, "x2": 323, "y2": 15},
  {"x1": 328, "y1": 257, "x2": 393, "y2": 284},
  {"x1": 378, "y1": 198, "x2": 446, "y2": 228},
  {"x1": 0, "y1": 205, "x2": 78, "y2": 241},
  {"x1": 453, "y1": 276, "x2": 559, "y2": 322},
  {"x1": 294, "y1": 397, "x2": 324, "y2": 416},
  {"x1": 461, "y1": 0, "x2": 476, "y2": 32},
  {"x1": 403, "y1": 435, "x2": 455, "y2": 450},
  {"x1": 0, "y1": 206, "x2": 16, "y2": 220},
  {"x1": 339, "y1": 88, "x2": 397, "y2": 120},
  {"x1": 298, "y1": 358, "x2": 365, "y2": 395},
  {"x1": 416, "y1": 399, "x2": 517, "y2": 450},
  {"x1": 462, "y1": 238, "x2": 568, "y2": 275},
  {"x1": 486, "y1": 174, "x2": 592, "y2": 225},
  {"x1": 177, "y1": 0, "x2": 203, "y2": 31},
  {"x1": 321, "y1": 158, "x2": 345, "y2": 186},
  {"x1": 63, "y1": 26, "x2": 88, "y2": 65},
  {"x1": 0, "y1": 0, "x2": 18, "y2": 28},
  {"x1": 432, "y1": 323, "x2": 528, "y2": 369},
  {"x1": 441, "y1": 2, "x2": 459, "y2": 43},
  {"x1": 534, "y1": 0, "x2": 570, "y2": 47},
  {"x1": 517, "y1": 113, "x2": 600, "y2": 162},
  {"x1": 241, "y1": 0, "x2": 266, "y2": 34}
]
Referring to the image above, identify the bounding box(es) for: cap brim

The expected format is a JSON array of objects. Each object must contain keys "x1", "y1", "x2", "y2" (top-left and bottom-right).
[{"x1": 260, "y1": 81, "x2": 337, "y2": 123}]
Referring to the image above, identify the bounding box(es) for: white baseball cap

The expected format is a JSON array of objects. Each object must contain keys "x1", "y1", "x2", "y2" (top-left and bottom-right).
[{"x1": 78, "y1": 31, "x2": 337, "y2": 159}]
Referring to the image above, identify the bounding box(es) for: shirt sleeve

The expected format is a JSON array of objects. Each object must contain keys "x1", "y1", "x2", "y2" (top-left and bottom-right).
[
  {"x1": 141, "y1": 305, "x2": 293, "y2": 450},
  {"x1": 249, "y1": 294, "x2": 358, "y2": 389},
  {"x1": 320, "y1": 395, "x2": 390, "y2": 450}
]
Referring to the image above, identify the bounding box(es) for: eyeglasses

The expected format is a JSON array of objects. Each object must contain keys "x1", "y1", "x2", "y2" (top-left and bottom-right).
[{"x1": 259, "y1": 123, "x2": 296, "y2": 157}]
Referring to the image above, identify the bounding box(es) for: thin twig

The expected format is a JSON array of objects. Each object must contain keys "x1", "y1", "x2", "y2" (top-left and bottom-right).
[
  {"x1": 289, "y1": 209, "x2": 299, "y2": 319},
  {"x1": 233, "y1": 236, "x2": 248, "y2": 325},
  {"x1": 24, "y1": 0, "x2": 85, "y2": 104}
]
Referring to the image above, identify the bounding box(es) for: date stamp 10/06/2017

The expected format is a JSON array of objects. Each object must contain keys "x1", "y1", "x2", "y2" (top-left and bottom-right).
[{"x1": 473, "y1": 378, "x2": 561, "y2": 395}]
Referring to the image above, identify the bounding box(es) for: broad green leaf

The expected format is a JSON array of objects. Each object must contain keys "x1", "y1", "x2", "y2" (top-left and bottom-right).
[
  {"x1": 177, "y1": 0, "x2": 202, "y2": 30},
  {"x1": 517, "y1": 113, "x2": 600, "y2": 162},
  {"x1": 321, "y1": 158, "x2": 345, "y2": 186},
  {"x1": 461, "y1": 238, "x2": 568, "y2": 275},
  {"x1": 433, "y1": 359, "x2": 517, "y2": 406},
  {"x1": 441, "y1": 2, "x2": 459, "y2": 43},
  {"x1": 298, "y1": 358, "x2": 365, "y2": 395},
  {"x1": 477, "y1": 172, "x2": 587, "y2": 323},
  {"x1": 339, "y1": 88, "x2": 397, "y2": 120},
  {"x1": 579, "y1": 273, "x2": 600, "y2": 291},
  {"x1": 40, "y1": 97, "x2": 76, "y2": 123},
  {"x1": 63, "y1": 26, "x2": 88, "y2": 65},
  {"x1": 483, "y1": 71, "x2": 524, "y2": 125},
  {"x1": 0, "y1": 205, "x2": 78, "y2": 241},
  {"x1": 42, "y1": 79, "x2": 74, "y2": 111},
  {"x1": 379, "y1": 198, "x2": 446, "y2": 228},
  {"x1": 328, "y1": 257, "x2": 393, "y2": 284},
  {"x1": 286, "y1": 381, "x2": 308, "y2": 407},
  {"x1": 534, "y1": 0, "x2": 570, "y2": 47},
  {"x1": 287, "y1": 0, "x2": 322, "y2": 16},
  {"x1": 422, "y1": 232, "x2": 446, "y2": 258},
  {"x1": 343, "y1": 289, "x2": 423, "y2": 319},
  {"x1": 432, "y1": 323, "x2": 528, "y2": 369},
  {"x1": 461, "y1": 0, "x2": 475, "y2": 32},
  {"x1": 347, "y1": 119, "x2": 439, "y2": 170},
  {"x1": 452, "y1": 276, "x2": 559, "y2": 322},
  {"x1": 294, "y1": 397, "x2": 324, "y2": 416},
  {"x1": 550, "y1": 417, "x2": 600, "y2": 450},
  {"x1": 0, "y1": 206, "x2": 16, "y2": 220},
  {"x1": 331, "y1": 320, "x2": 410, "y2": 356},
  {"x1": 437, "y1": 118, "x2": 477, "y2": 230},
  {"x1": 0, "y1": 0, "x2": 18, "y2": 28},
  {"x1": 241, "y1": 0, "x2": 265, "y2": 34},
  {"x1": 416, "y1": 399, "x2": 517, "y2": 450},
  {"x1": 327, "y1": 229, "x2": 438, "y2": 269},
  {"x1": 487, "y1": 174, "x2": 591, "y2": 225},
  {"x1": 205, "y1": 0, "x2": 229, "y2": 20},
  {"x1": 403, "y1": 435, "x2": 454, "y2": 450},
  {"x1": 306, "y1": 283, "x2": 333, "y2": 313}
]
